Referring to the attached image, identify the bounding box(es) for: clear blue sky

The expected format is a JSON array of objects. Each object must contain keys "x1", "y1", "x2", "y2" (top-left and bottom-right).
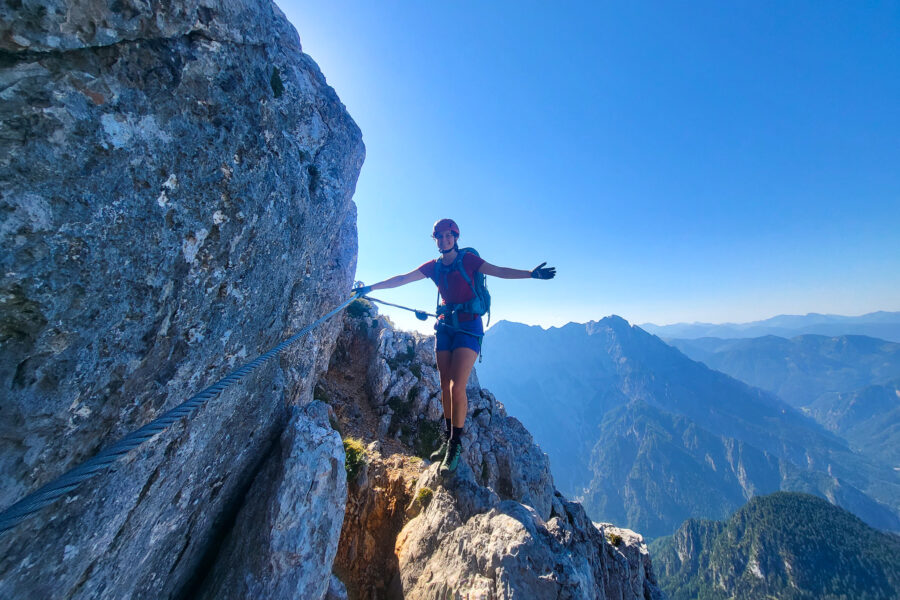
[{"x1": 278, "y1": 1, "x2": 900, "y2": 334}]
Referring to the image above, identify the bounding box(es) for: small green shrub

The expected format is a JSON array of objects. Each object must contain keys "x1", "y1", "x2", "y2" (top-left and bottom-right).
[
  {"x1": 347, "y1": 298, "x2": 373, "y2": 319},
  {"x1": 387, "y1": 395, "x2": 412, "y2": 438},
  {"x1": 388, "y1": 395, "x2": 410, "y2": 417},
  {"x1": 607, "y1": 532, "x2": 623, "y2": 547},
  {"x1": 343, "y1": 437, "x2": 366, "y2": 482},
  {"x1": 415, "y1": 487, "x2": 434, "y2": 507}
]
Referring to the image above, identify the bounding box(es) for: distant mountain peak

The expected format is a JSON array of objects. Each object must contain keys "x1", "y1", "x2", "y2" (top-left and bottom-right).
[
  {"x1": 600, "y1": 314, "x2": 631, "y2": 326},
  {"x1": 584, "y1": 315, "x2": 632, "y2": 335}
]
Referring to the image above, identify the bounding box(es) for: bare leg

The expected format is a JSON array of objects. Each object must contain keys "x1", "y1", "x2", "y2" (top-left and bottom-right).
[
  {"x1": 436, "y1": 350, "x2": 452, "y2": 419},
  {"x1": 449, "y1": 347, "x2": 479, "y2": 428}
]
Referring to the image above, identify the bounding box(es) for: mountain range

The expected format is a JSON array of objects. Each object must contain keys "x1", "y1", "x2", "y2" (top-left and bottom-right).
[
  {"x1": 641, "y1": 311, "x2": 900, "y2": 342},
  {"x1": 479, "y1": 317, "x2": 900, "y2": 538},
  {"x1": 668, "y1": 334, "x2": 900, "y2": 409},
  {"x1": 808, "y1": 379, "x2": 900, "y2": 469},
  {"x1": 668, "y1": 334, "x2": 900, "y2": 469}
]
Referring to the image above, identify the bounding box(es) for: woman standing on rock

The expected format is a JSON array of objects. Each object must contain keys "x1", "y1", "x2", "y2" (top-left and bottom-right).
[{"x1": 353, "y1": 218, "x2": 556, "y2": 476}]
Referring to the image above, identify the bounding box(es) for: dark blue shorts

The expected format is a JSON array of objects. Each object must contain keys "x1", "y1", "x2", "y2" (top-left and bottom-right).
[{"x1": 435, "y1": 317, "x2": 483, "y2": 354}]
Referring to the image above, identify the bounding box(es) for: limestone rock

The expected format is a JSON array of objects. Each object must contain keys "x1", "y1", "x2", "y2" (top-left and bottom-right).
[
  {"x1": 396, "y1": 466, "x2": 664, "y2": 599},
  {"x1": 596, "y1": 523, "x2": 663, "y2": 600},
  {"x1": 325, "y1": 574, "x2": 350, "y2": 600},
  {"x1": 0, "y1": 0, "x2": 363, "y2": 597},
  {"x1": 197, "y1": 402, "x2": 347, "y2": 600},
  {"x1": 0, "y1": 0, "x2": 297, "y2": 52},
  {"x1": 351, "y1": 310, "x2": 556, "y2": 521},
  {"x1": 316, "y1": 306, "x2": 429, "y2": 598}
]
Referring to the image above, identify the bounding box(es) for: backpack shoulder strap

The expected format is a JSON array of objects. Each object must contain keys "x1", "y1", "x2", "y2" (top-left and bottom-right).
[{"x1": 454, "y1": 249, "x2": 475, "y2": 288}]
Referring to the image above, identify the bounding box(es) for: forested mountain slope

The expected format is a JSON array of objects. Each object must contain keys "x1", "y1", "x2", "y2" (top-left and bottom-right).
[{"x1": 651, "y1": 492, "x2": 900, "y2": 600}]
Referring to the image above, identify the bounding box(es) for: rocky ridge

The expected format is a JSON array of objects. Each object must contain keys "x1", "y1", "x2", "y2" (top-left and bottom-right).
[{"x1": 320, "y1": 300, "x2": 664, "y2": 599}]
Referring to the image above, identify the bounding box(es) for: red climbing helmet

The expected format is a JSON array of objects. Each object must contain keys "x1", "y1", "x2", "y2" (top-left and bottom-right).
[{"x1": 432, "y1": 218, "x2": 460, "y2": 238}]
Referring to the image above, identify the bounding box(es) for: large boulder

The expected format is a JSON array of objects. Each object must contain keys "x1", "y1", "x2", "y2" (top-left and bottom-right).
[
  {"x1": 0, "y1": 0, "x2": 363, "y2": 597},
  {"x1": 396, "y1": 464, "x2": 664, "y2": 600}
]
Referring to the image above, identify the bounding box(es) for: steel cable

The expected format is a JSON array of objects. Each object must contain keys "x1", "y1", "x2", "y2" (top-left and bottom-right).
[{"x1": 0, "y1": 294, "x2": 358, "y2": 535}]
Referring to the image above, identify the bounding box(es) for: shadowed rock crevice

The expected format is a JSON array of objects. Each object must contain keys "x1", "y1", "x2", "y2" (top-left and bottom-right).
[
  {"x1": 175, "y1": 412, "x2": 286, "y2": 600},
  {"x1": 317, "y1": 304, "x2": 426, "y2": 599},
  {"x1": 194, "y1": 402, "x2": 347, "y2": 600}
]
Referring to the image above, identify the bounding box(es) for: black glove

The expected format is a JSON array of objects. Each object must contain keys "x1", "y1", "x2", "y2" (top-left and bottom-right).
[
  {"x1": 531, "y1": 262, "x2": 556, "y2": 280},
  {"x1": 352, "y1": 284, "x2": 372, "y2": 296}
]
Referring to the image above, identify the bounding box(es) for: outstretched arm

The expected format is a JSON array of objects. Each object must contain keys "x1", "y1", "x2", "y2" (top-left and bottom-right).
[
  {"x1": 479, "y1": 261, "x2": 556, "y2": 279},
  {"x1": 478, "y1": 262, "x2": 532, "y2": 279},
  {"x1": 367, "y1": 268, "x2": 427, "y2": 291}
]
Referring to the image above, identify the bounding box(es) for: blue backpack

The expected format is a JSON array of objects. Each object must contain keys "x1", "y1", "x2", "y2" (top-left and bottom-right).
[{"x1": 432, "y1": 248, "x2": 491, "y2": 327}]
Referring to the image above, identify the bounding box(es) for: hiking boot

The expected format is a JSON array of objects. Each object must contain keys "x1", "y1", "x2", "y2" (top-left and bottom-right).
[
  {"x1": 429, "y1": 439, "x2": 448, "y2": 462},
  {"x1": 440, "y1": 441, "x2": 463, "y2": 476}
]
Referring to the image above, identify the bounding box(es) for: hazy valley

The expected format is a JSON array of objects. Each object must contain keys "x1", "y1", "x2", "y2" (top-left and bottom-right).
[{"x1": 478, "y1": 316, "x2": 900, "y2": 538}]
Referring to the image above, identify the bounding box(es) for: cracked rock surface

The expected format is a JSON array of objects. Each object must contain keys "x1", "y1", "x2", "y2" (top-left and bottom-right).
[{"x1": 0, "y1": 0, "x2": 363, "y2": 597}]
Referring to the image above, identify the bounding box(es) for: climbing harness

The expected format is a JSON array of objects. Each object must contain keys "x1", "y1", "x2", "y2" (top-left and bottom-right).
[
  {"x1": 0, "y1": 293, "x2": 360, "y2": 535},
  {"x1": 357, "y1": 287, "x2": 486, "y2": 366},
  {"x1": 362, "y1": 295, "x2": 481, "y2": 340}
]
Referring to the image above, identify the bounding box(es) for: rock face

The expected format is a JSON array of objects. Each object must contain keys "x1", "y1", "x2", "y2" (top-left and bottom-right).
[
  {"x1": 197, "y1": 402, "x2": 347, "y2": 600},
  {"x1": 321, "y1": 301, "x2": 664, "y2": 599},
  {"x1": 0, "y1": 0, "x2": 363, "y2": 598},
  {"x1": 597, "y1": 523, "x2": 661, "y2": 600},
  {"x1": 396, "y1": 468, "x2": 663, "y2": 599},
  {"x1": 335, "y1": 443, "x2": 426, "y2": 599}
]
